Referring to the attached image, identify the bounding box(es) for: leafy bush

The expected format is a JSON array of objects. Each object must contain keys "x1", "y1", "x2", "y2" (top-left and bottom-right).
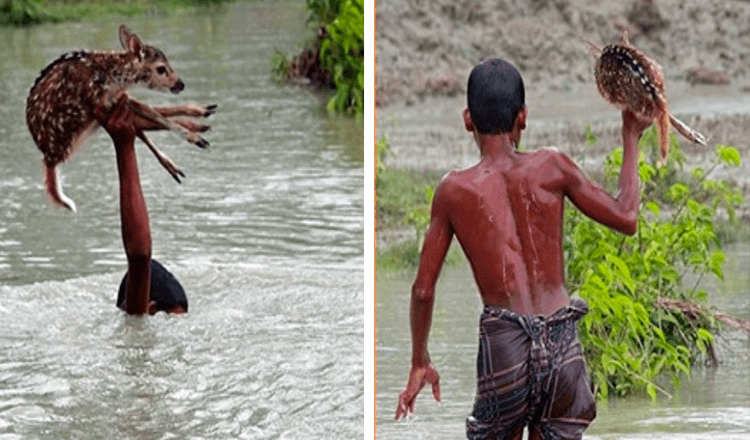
[
  {"x1": 272, "y1": 0, "x2": 363, "y2": 116},
  {"x1": 566, "y1": 127, "x2": 743, "y2": 400},
  {"x1": 314, "y1": 0, "x2": 363, "y2": 115},
  {"x1": 0, "y1": 0, "x2": 44, "y2": 25}
]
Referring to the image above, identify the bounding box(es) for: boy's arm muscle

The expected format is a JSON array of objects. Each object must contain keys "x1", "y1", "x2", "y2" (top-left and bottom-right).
[
  {"x1": 556, "y1": 110, "x2": 645, "y2": 235},
  {"x1": 556, "y1": 152, "x2": 638, "y2": 235}
]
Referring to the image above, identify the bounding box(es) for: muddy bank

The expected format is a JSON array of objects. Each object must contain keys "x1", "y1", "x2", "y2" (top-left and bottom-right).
[
  {"x1": 376, "y1": 0, "x2": 750, "y2": 106},
  {"x1": 376, "y1": 0, "x2": 750, "y2": 213}
]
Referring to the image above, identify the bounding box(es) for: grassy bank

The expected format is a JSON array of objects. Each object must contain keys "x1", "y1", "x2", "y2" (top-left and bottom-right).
[
  {"x1": 0, "y1": 0, "x2": 229, "y2": 26},
  {"x1": 376, "y1": 136, "x2": 464, "y2": 271}
]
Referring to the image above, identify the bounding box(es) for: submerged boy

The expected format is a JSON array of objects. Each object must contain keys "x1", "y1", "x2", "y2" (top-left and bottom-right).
[{"x1": 395, "y1": 59, "x2": 651, "y2": 439}]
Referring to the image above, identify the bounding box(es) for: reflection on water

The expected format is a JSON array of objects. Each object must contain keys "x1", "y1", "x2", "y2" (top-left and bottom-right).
[
  {"x1": 0, "y1": 2, "x2": 363, "y2": 439},
  {"x1": 376, "y1": 246, "x2": 750, "y2": 439}
]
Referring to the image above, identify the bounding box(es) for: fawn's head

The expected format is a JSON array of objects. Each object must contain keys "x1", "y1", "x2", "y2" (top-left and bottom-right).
[{"x1": 119, "y1": 25, "x2": 184, "y2": 94}]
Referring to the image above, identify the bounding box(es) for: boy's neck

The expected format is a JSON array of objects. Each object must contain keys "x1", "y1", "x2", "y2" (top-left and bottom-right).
[{"x1": 475, "y1": 131, "x2": 518, "y2": 159}]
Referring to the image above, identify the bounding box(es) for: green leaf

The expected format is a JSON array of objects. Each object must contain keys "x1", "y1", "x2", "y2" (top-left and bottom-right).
[
  {"x1": 716, "y1": 144, "x2": 741, "y2": 167},
  {"x1": 585, "y1": 124, "x2": 598, "y2": 146}
]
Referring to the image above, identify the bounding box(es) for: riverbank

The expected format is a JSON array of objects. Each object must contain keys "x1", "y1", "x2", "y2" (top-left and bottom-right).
[{"x1": 0, "y1": 0, "x2": 228, "y2": 26}]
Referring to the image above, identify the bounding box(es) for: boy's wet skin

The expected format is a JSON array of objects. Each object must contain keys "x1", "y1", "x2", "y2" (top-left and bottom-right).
[
  {"x1": 96, "y1": 96, "x2": 188, "y2": 315},
  {"x1": 396, "y1": 59, "x2": 652, "y2": 439}
]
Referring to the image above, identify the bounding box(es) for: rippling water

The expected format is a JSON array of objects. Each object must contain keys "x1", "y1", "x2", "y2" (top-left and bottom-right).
[
  {"x1": 0, "y1": 2, "x2": 363, "y2": 439},
  {"x1": 376, "y1": 245, "x2": 750, "y2": 440}
]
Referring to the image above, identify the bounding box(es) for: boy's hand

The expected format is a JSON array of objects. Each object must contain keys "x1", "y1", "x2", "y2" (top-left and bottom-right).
[
  {"x1": 395, "y1": 363, "x2": 441, "y2": 420},
  {"x1": 95, "y1": 94, "x2": 137, "y2": 145},
  {"x1": 622, "y1": 109, "x2": 653, "y2": 142}
]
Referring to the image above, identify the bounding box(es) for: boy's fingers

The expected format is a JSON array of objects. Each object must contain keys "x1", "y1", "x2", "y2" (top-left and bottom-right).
[{"x1": 395, "y1": 391, "x2": 413, "y2": 420}]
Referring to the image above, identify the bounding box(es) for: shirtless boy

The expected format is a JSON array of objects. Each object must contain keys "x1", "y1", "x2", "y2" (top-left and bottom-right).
[{"x1": 394, "y1": 59, "x2": 652, "y2": 439}]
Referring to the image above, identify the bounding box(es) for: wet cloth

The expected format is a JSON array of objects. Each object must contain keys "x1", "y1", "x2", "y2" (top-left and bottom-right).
[{"x1": 466, "y1": 298, "x2": 596, "y2": 440}]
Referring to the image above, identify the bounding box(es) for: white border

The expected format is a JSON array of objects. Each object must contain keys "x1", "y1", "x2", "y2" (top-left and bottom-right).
[{"x1": 363, "y1": 0, "x2": 375, "y2": 438}]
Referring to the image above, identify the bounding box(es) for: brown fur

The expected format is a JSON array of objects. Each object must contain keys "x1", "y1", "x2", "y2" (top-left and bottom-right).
[
  {"x1": 585, "y1": 32, "x2": 706, "y2": 166},
  {"x1": 26, "y1": 25, "x2": 215, "y2": 212}
]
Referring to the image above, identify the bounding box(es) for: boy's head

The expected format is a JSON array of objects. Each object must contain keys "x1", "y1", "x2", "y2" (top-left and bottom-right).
[
  {"x1": 117, "y1": 259, "x2": 188, "y2": 314},
  {"x1": 466, "y1": 58, "x2": 525, "y2": 134}
]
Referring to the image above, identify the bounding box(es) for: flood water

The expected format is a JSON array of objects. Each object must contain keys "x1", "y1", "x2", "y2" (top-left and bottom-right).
[
  {"x1": 376, "y1": 244, "x2": 750, "y2": 439},
  {"x1": 0, "y1": 2, "x2": 363, "y2": 439}
]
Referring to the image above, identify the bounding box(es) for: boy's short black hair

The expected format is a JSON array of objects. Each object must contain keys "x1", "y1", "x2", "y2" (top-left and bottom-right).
[
  {"x1": 117, "y1": 259, "x2": 188, "y2": 312},
  {"x1": 467, "y1": 58, "x2": 525, "y2": 134}
]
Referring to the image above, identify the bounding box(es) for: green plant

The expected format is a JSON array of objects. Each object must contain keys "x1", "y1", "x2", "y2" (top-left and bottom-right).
[
  {"x1": 317, "y1": 0, "x2": 363, "y2": 115},
  {"x1": 271, "y1": 0, "x2": 363, "y2": 116},
  {"x1": 404, "y1": 185, "x2": 434, "y2": 246},
  {"x1": 305, "y1": 0, "x2": 344, "y2": 26},
  {"x1": 566, "y1": 127, "x2": 743, "y2": 400},
  {"x1": 0, "y1": 0, "x2": 44, "y2": 25},
  {"x1": 376, "y1": 135, "x2": 392, "y2": 179},
  {"x1": 270, "y1": 50, "x2": 291, "y2": 80}
]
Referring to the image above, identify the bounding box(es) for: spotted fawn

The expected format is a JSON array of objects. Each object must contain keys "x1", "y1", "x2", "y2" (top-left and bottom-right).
[
  {"x1": 26, "y1": 25, "x2": 216, "y2": 212},
  {"x1": 585, "y1": 32, "x2": 706, "y2": 166}
]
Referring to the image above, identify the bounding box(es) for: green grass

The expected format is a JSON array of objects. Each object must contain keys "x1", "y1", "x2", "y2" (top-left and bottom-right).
[
  {"x1": 376, "y1": 167, "x2": 442, "y2": 231},
  {"x1": 376, "y1": 164, "x2": 467, "y2": 271},
  {"x1": 0, "y1": 0, "x2": 234, "y2": 26},
  {"x1": 376, "y1": 237, "x2": 465, "y2": 272}
]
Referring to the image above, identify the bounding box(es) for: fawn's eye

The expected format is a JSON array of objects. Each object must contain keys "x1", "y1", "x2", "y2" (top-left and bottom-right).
[{"x1": 156, "y1": 66, "x2": 167, "y2": 75}]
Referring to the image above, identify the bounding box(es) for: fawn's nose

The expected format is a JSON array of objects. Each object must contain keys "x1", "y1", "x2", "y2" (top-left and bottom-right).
[{"x1": 170, "y1": 80, "x2": 185, "y2": 94}]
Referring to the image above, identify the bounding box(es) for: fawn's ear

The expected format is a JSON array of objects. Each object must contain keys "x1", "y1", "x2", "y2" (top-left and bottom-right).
[{"x1": 119, "y1": 25, "x2": 143, "y2": 61}]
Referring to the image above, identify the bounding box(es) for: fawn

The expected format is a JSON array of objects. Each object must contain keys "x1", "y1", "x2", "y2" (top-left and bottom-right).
[
  {"x1": 26, "y1": 24, "x2": 216, "y2": 212},
  {"x1": 585, "y1": 31, "x2": 705, "y2": 166}
]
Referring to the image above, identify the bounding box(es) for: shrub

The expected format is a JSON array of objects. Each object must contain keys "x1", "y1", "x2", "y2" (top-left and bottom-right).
[
  {"x1": 0, "y1": 0, "x2": 44, "y2": 25},
  {"x1": 316, "y1": 0, "x2": 363, "y2": 115},
  {"x1": 566, "y1": 127, "x2": 743, "y2": 400}
]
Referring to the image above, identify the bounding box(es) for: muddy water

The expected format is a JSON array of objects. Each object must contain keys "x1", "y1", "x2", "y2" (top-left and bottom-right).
[
  {"x1": 0, "y1": 2, "x2": 364, "y2": 439},
  {"x1": 376, "y1": 244, "x2": 750, "y2": 440}
]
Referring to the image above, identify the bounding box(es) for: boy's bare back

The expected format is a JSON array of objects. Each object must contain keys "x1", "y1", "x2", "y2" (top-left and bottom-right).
[{"x1": 434, "y1": 148, "x2": 571, "y2": 315}]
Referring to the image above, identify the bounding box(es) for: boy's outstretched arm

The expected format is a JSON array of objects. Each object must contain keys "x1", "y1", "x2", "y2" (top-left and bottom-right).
[
  {"x1": 560, "y1": 109, "x2": 652, "y2": 235},
  {"x1": 96, "y1": 97, "x2": 152, "y2": 315}
]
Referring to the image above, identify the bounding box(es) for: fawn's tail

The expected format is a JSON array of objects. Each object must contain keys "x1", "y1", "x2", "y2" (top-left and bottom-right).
[
  {"x1": 45, "y1": 163, "x2": 77, "y2": 213},
  {"x1": 655, "y1": 99, "x2": 671, "y2": 168}
]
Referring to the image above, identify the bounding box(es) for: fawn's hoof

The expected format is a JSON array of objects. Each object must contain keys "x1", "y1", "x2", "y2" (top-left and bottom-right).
[
  {"x1": 196, "y1": 138, "x2": 210, "y2": 149},
  {"x1": 171, "y1": 169, "x2": 185, "y2": 184},
  {"x1": 204, "y1": 104, "x2": 217, "y2": 117}
]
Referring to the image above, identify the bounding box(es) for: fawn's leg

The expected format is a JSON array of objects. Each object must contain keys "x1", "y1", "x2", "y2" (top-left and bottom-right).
[
  {"x1": 669, "y1": 113, "x2": 707, "y2": 146},
  {"x1": 153, "y1": 103, "x2": 217, "y2": 118},
  {"x1": 136, "y1": 131, "x2": 185, "y2": 183},
  {"x1": 112, "y1": 96, "x2": 217, "y2": 183},
  {"x1": 169, "y1": 117, "x2": 212, "y2": 134},
  {"x1": 125, "y1": 97, "x2": 211, "y2": 148}
]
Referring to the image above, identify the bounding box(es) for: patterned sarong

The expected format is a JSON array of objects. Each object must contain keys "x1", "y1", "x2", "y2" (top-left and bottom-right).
[{"x1": 466, "y1": 298, "x2": 596, "y2": 440}]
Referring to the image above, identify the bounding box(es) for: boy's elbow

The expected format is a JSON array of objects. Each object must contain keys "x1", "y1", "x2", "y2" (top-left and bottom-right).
[{"x1": 620, "y1": 212, "x2": 638, "y2": 235}]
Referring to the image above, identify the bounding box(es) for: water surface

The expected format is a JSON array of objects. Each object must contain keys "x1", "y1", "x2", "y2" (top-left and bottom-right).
[
  {"x1": 376, "y1": 245, "x2": 750, "y2": 439},
  {"x1": 0, "y1": 2, "x2": 364, "y2": 438}
]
